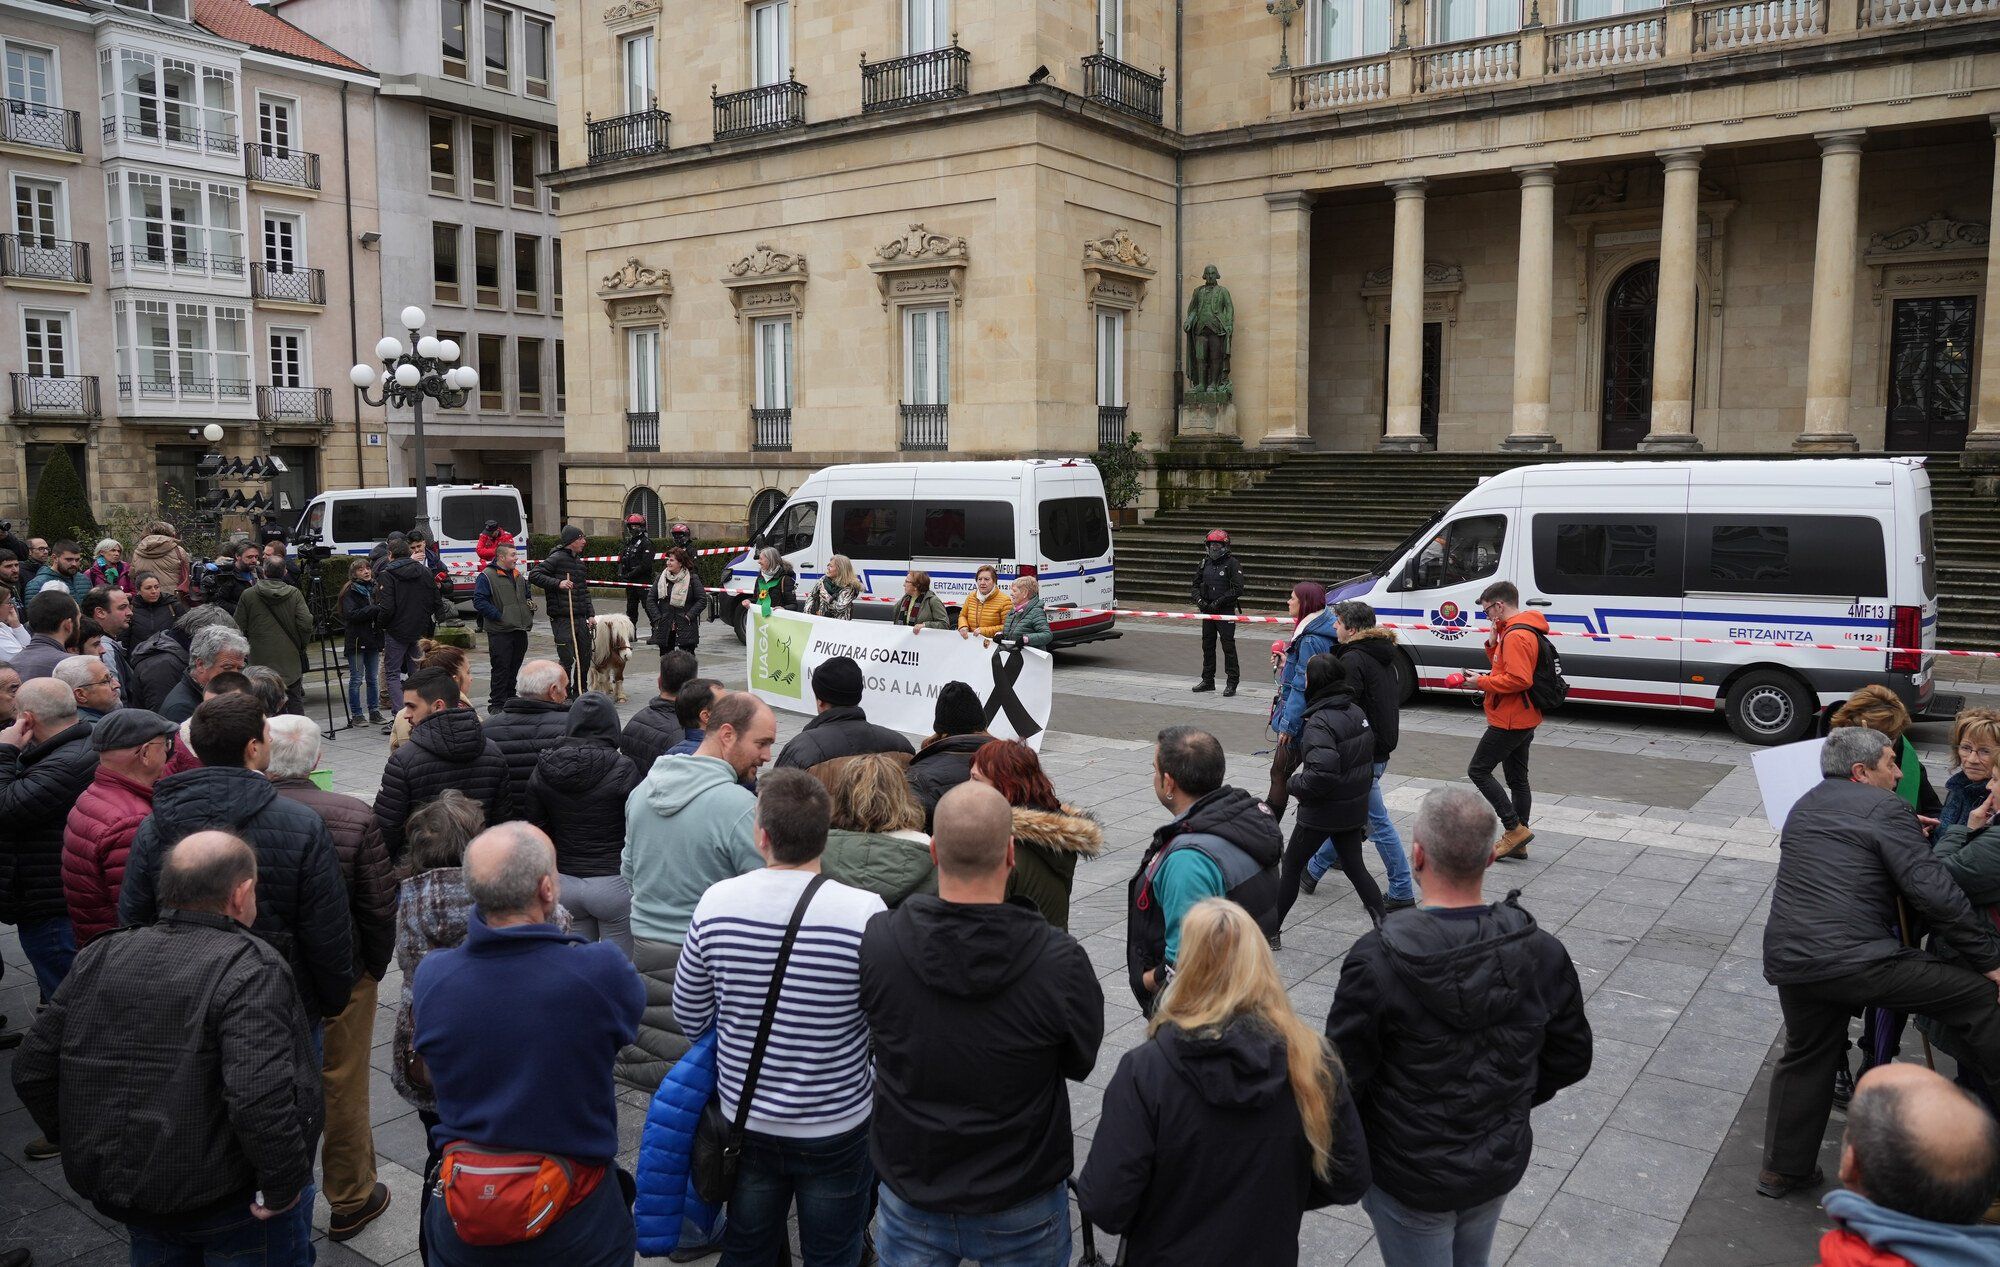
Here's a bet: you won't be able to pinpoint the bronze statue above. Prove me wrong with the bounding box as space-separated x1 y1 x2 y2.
1183 264 1234 402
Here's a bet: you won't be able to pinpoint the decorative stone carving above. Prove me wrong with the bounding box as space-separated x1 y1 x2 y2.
602 0 660 24
721 244 809 320
1084 229 1152 270
1082 229 1156 312
728 243 809 278
1571 165 1730 215
876 223 969 263
599 256 672 325
599 257 672 293
1867 212 1989 255
1360 261 1463 290
1359 261 1465 330
869 223 969 308
1864 213 1990 306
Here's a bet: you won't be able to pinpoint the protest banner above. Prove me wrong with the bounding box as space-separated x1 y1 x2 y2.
745 607 1054 747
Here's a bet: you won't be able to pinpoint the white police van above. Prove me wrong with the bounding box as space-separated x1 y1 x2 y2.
721 460 1118 648
1329 458 1938 744
293 484 527 597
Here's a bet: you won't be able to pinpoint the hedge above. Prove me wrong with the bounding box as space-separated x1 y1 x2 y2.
30 447 96 545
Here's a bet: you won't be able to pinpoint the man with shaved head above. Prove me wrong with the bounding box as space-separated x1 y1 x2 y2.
412 823 643 1263
14 830 321 1261
1814 1063 2000 1261
860 781 1105 1262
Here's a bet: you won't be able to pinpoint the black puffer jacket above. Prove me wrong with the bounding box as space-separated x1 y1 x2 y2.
1078 1020 1368 1267
129 627 191 715
1190 550 1244 615
127 593 185 648
774 705 914 785
373 708 510 862
524 693 639 879
1325 896 1592 1213
1127 786 1284 1007
1765 777 2000 985
373 556 437 645
1288 689 1374 837
1336 629 1401 761
620 697 683 775
484 696 572 809
529 544 594 626
906 732 992 827
0 723 99 923
121 765 356 1019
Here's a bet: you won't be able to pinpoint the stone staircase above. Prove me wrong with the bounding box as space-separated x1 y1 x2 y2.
1115 451 2000 652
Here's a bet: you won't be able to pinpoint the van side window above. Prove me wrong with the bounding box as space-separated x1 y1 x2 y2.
1531 516 1683 597
1690 515 1886 596
1392 514 1505 592
831 502 910 558
1038 497 1110 562
332 496 422 544
441 494 523 541
770 501 818 556
300 501 325 542
915 501 1013 560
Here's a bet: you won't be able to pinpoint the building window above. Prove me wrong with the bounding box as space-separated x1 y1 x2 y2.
753 317 792 409
257 95 295 155
751 0 790 88
100 47 236 147
517 336 543 410
1095 309 1124 406
107 171 241 275
432 222 461 303
1311 0 1393 61
428 114 458 194
268 327 306 388
13 177 64 244
905 0 951 52
1434 0 1522 42
114 299 249 395
477 333 504 409
437 329 465 405
545 135 561 211
441 0 469 79
5 42 57 106
625 487 665 533
510 132 537 207
513 234 540 309
628 327 659 411
262 212 302 275
483 4 512 90
551 237 563 313
469 123 497 201
903 306 947 405
1568 0 1662 17
1098 0 1121 58
473 228 501 306
622 32 655 113
271 444 317 514
524 17 551 98
22 308 72 377
554 338 566 410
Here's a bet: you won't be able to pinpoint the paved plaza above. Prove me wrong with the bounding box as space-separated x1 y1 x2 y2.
0 622 1960 1266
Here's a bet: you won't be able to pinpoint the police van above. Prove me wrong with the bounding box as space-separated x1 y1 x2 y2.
293 484 528 598
721 460 1118 648
1329 458 1937 744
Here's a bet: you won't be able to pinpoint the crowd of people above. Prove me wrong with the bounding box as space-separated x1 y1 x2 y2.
1 512 1998 1267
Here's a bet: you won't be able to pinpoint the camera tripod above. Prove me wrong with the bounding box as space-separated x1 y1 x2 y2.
297 558 347 741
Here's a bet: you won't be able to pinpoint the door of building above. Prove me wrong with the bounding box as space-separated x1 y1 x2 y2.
1380 322 1441 445
1600 259 1658 451
1884 295 1975 452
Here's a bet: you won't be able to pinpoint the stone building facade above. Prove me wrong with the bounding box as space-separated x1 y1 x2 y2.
551 0 2000 536
1 0 387 530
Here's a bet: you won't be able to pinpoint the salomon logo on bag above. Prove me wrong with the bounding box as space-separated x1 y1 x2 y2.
1517 627 1568 713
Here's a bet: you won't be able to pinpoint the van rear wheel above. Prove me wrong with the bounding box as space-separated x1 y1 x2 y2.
1724 669 1815 745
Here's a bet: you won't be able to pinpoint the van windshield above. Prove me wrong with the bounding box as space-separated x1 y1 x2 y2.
442 494 523 541
331 496 422 544
1373 510 1444 579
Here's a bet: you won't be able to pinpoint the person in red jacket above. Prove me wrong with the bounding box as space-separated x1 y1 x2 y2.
474 519 515 569
62 709 177 945
1466 580 1548 862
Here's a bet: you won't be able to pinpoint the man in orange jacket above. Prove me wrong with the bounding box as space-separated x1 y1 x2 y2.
1467 580 1546 861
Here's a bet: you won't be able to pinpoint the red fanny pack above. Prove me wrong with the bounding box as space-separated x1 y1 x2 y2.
436 1141 606 1246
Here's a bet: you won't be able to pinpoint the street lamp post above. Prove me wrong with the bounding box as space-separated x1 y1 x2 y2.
350 305 478 537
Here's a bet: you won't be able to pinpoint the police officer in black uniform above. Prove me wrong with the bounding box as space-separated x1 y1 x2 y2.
1191 528 1244 696
619 513 656 630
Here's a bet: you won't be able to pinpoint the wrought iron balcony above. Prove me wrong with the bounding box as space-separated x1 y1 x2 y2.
10 373 100 421
2 100 82 153
627 410 660 452
900 403 949 451
257 386 332 424
252 263 326 305
246 142 321 190
1 236 90 285
752 407 792 451
714 81 807 140
862 45 970 113
588 107 672 163
103 114 239 154
1096 404 1129 449
1082 53 1164 124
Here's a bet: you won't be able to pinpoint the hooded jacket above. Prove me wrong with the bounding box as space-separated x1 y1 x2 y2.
1325 896 1593 1212
0 722 99 924
120 765 356 1018
272 778 398 981
620 696 684 775
129 626 191 714
1288 686 1375 837
1336 629 1401 760
62 765 156 946
906 732 991 827
623 753 762 946
1008 805 1103 931
1479 609 1551 730
1127 786 1284 1006
820 829 937 906
1274 610 1339 740
372 555 437 646
234 578 314 683
529 543 595 626
860 894 1104 1214
127 592 185 648
372 708 510 861
484 695 572 810
774 704 915 791
131 532 191 597
1815 1188 2000 1267
1076 1020 1369 1267
525 693 640 878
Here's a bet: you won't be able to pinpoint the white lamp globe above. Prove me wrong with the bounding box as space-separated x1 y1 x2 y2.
201 423 225 443
401 306 426 330
394 363 422 388
439 339 461 363
455 366 479 391
348 364 376 387
375 336 402 361
416 336 441 359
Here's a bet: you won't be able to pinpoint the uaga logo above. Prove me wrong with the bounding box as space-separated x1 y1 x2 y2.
1431 601 1470 642
752 612 806 699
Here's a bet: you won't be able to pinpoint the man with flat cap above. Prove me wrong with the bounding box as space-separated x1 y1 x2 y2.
65 709 177 948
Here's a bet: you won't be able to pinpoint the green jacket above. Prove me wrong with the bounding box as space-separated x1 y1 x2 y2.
234 578 314 683
819 829 937 906
1936 821 2000 909
894 592 950 630
1005 804 1102 932
1000 596 1054 650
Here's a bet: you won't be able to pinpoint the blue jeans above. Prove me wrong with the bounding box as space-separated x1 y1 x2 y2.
128 1184 316 1266
1361 1185 1505 1267
1310 761 1415 901
874 1181 1070 1267
723 1123 873 1267
345 645 379 717
18 914 76 1003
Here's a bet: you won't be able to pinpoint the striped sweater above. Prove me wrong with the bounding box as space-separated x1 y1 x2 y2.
672 868 886 1138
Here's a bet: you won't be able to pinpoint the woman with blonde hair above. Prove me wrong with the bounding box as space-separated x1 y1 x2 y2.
1828 684 1940 817
1942 707 2000 829
1078 898 1367 1264
806 553 863 619
821 752 936 905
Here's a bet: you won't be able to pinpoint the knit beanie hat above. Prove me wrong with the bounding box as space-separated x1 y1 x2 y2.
933 681 984 736
812 656 865 708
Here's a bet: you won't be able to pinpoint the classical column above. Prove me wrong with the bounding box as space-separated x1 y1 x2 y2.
1504 165 1561 452
1640 147 1704 452
1796 131 1866 452
1967 116 2000 465
1261 190 1318 450
1380 178 1434 452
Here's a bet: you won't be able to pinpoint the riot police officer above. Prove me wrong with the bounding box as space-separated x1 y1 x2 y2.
1191 528 1243 696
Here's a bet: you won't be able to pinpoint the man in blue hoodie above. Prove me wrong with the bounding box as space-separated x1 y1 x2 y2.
1815 1061 2000 1264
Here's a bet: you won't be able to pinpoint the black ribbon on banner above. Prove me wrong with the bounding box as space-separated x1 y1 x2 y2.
982 645 1042 741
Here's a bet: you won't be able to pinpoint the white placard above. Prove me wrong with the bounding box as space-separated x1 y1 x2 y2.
745 607 1054 748
1752 738 1827 832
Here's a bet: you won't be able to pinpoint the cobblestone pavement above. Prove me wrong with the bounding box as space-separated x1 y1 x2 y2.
0 622 1920 1266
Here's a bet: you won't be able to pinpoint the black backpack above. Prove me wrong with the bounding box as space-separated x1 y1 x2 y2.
1509 625 1568 714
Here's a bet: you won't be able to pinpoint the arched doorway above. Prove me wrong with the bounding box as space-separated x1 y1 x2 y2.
749 487 786 539
1600 260 1659 451
623 486 665 535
